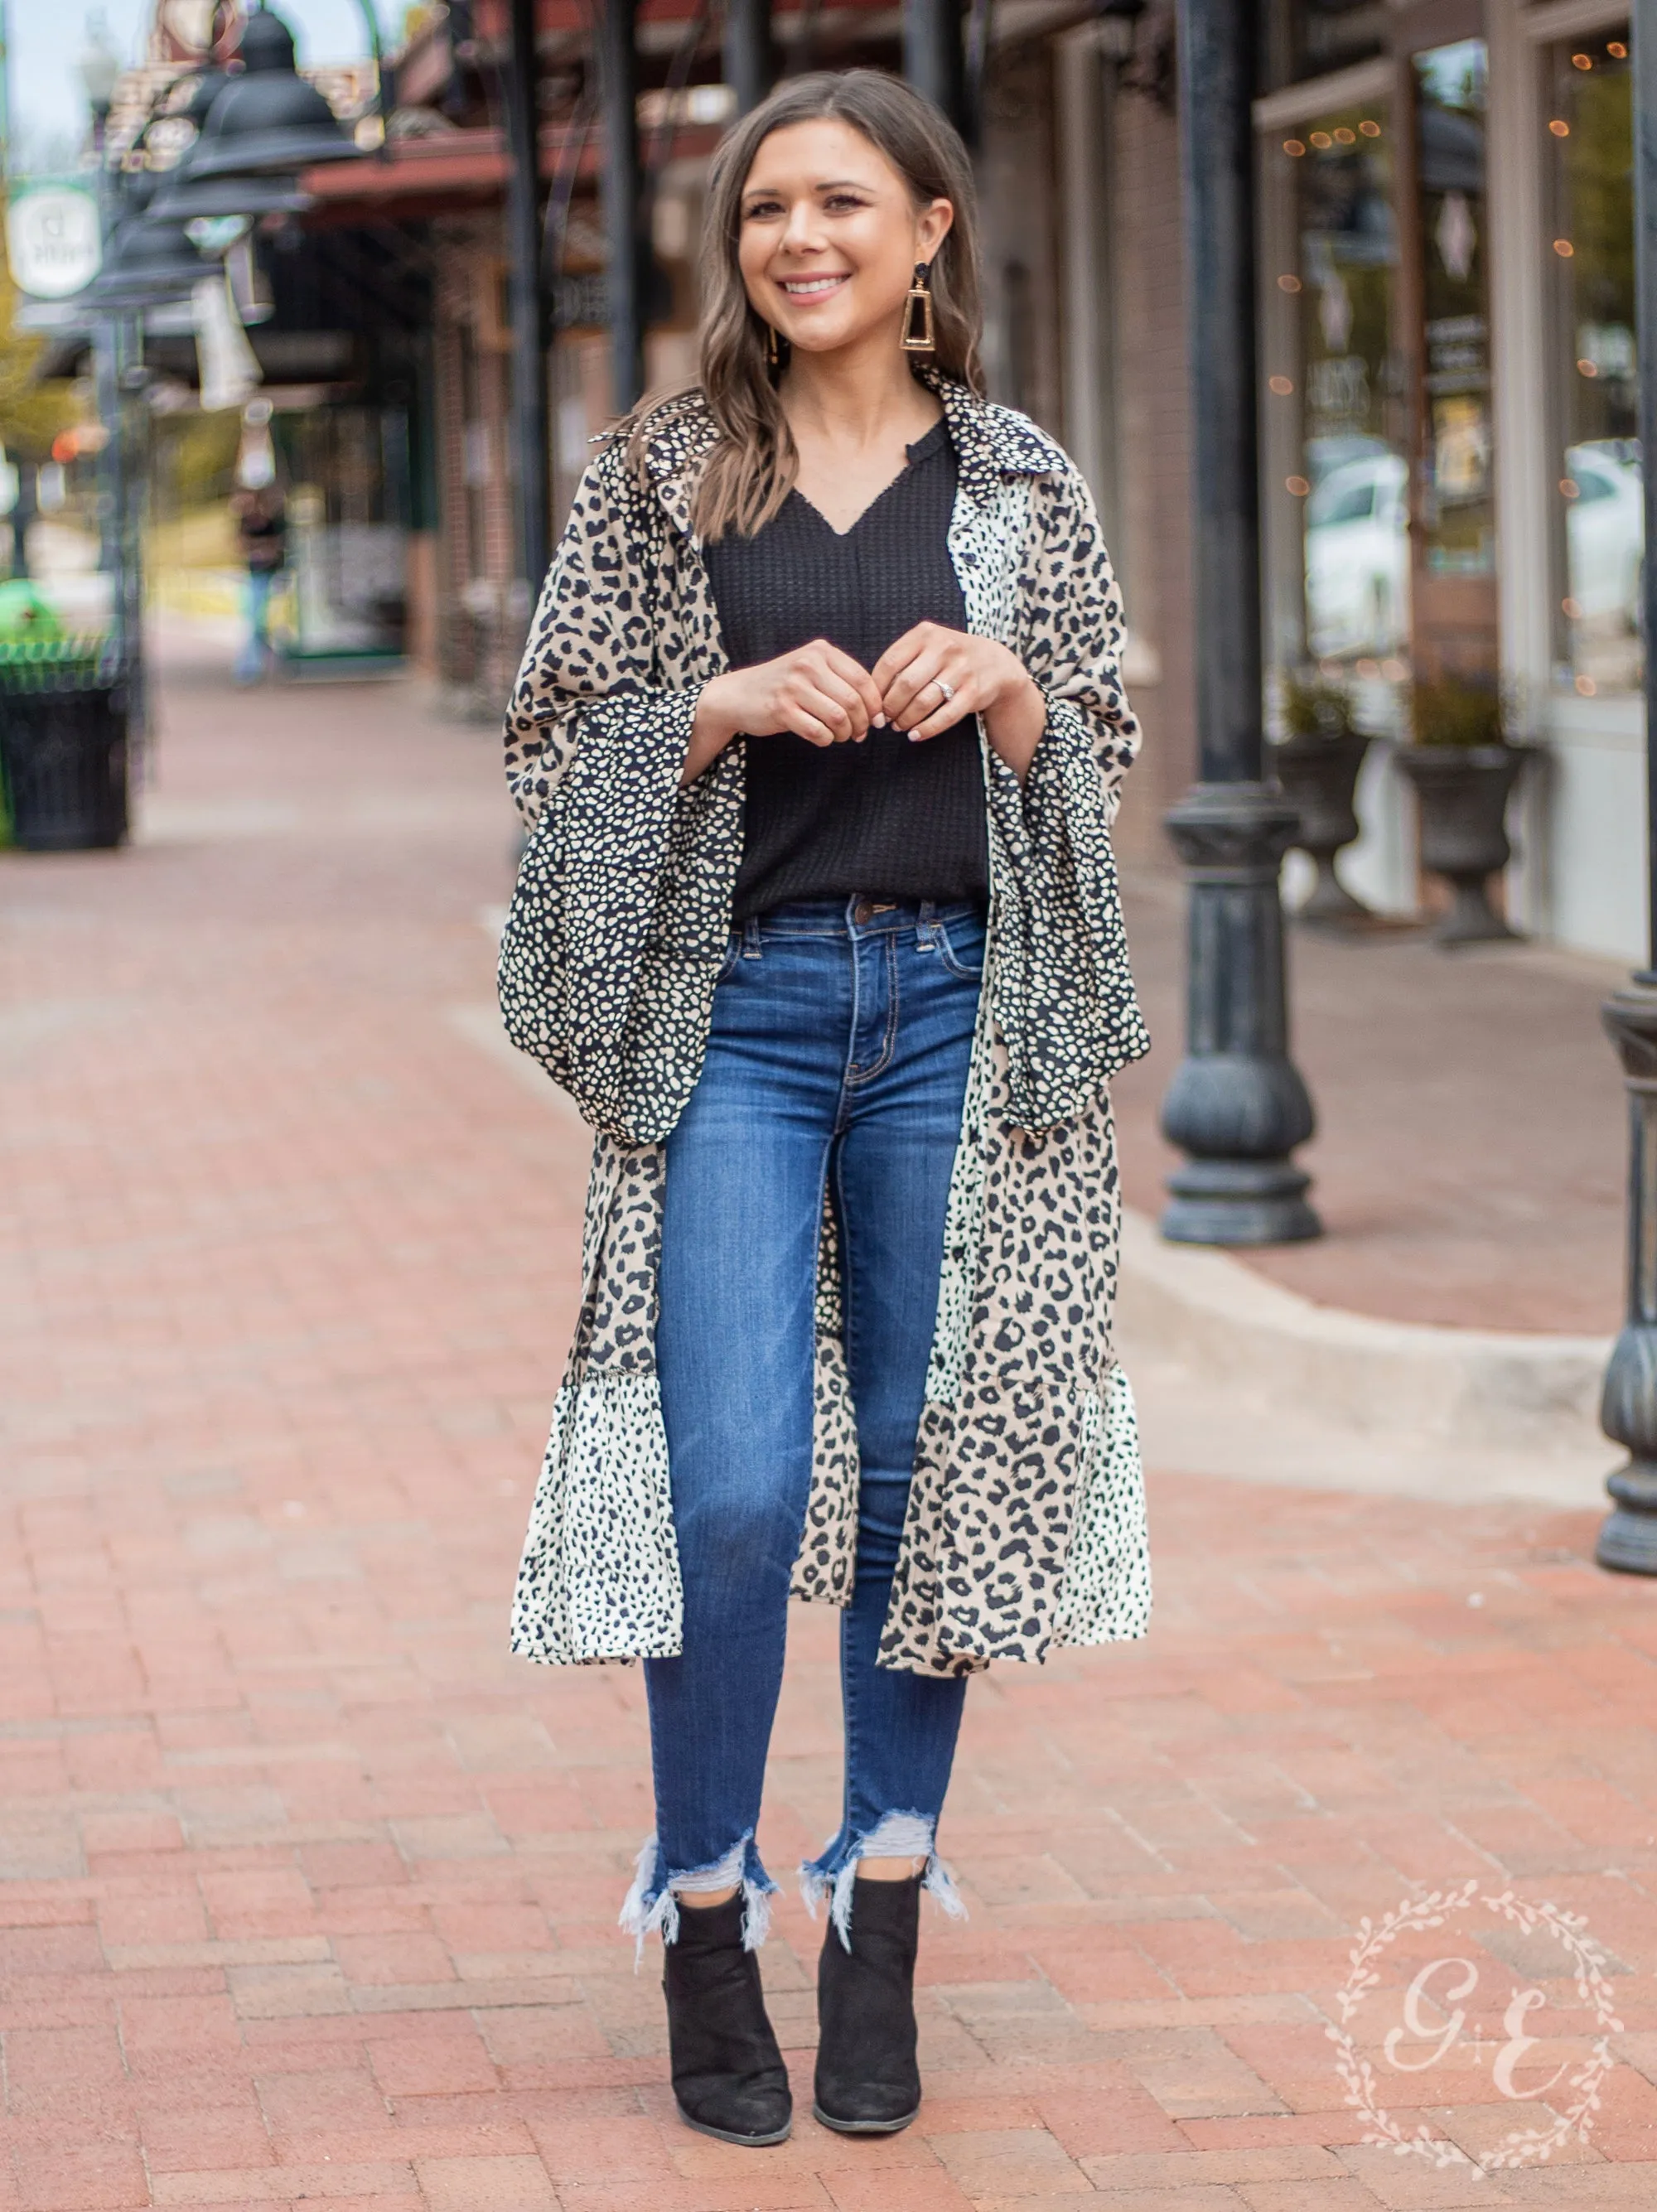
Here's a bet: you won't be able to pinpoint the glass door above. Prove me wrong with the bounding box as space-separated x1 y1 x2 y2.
1543 28 1639 700
1405 33 1497 682
1259 86 1408 680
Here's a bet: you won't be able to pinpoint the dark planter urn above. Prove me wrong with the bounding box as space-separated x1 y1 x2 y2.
1394 743 1530 946
1272 728 1374 927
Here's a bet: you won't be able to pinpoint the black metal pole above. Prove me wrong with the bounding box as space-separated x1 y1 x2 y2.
903 0 967 137
599 0 645 413
724 0 773 116
505 0 551 598
10 461 35 581
1157 0 1320 1246
1595 4 1657 1573
87 104 144 739
114 316 147 749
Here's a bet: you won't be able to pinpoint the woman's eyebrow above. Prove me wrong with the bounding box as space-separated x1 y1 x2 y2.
743 177 872 198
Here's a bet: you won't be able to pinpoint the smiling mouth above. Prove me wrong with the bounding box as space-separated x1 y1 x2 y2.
780 273 849 298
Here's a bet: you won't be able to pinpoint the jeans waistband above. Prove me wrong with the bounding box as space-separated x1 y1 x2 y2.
746 897 986 941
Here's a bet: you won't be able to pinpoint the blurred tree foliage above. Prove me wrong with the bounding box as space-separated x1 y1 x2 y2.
152 410 244 521
0 229 78 462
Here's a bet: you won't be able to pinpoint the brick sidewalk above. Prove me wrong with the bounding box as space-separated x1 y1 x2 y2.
1113 875 1627 1336
2 637 1655 2210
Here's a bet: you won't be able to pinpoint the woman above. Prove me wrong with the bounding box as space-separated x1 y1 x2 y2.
500 69 1152 2151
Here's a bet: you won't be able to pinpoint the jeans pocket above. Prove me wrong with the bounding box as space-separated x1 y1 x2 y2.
935 916 986 983
714 933 743 983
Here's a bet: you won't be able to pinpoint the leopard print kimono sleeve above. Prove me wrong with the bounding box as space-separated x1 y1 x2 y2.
502 447 684 826
983 458 1152 1133
498 441 731 1144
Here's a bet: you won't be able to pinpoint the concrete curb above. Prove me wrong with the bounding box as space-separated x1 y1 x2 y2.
1118 1209 1611 1455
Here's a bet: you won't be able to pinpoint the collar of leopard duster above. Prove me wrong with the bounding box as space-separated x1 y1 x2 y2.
629 370 1069 543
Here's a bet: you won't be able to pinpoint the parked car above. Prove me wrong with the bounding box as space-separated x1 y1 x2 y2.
1564 441 1643 631
1304 449 1410 658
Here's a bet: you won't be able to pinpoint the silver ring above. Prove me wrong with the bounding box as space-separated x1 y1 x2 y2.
935 679 954 703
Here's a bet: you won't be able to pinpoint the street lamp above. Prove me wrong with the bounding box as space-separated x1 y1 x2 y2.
1595 14 1657 1573
147 65 316 223
77 17 147 717
77 22 122 119
1160 0 1321 1247
184 6 371 180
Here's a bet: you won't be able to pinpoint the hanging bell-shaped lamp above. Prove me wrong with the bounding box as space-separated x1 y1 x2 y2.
150 165 313 220
185 5 367 182
80 217 210 310
148 59 315 220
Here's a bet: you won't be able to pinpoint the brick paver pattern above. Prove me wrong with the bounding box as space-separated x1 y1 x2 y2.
1112 877 1627 1336
2 638 1655 2210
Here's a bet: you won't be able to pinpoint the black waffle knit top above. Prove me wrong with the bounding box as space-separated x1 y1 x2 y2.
703 418 991 924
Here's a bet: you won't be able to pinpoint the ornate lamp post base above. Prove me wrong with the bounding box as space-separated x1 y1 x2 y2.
1160 784 1322 1248
1597 983 1657 1574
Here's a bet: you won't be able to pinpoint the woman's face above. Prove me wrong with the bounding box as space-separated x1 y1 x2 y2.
737 118 953 360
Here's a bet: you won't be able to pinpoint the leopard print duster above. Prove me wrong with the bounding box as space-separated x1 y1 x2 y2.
500 374 1152 1677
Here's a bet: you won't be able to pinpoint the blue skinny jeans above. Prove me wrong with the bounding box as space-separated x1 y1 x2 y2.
628 898 982 1949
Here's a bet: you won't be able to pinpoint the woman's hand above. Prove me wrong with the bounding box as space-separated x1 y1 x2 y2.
682 641 885 784
871 622 1046 780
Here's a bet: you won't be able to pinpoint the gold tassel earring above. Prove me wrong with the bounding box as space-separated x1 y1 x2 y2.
900 262 935 353
766 323 781 371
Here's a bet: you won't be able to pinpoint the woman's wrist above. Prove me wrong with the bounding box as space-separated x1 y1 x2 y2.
683 680 740 785
981 668 1045 782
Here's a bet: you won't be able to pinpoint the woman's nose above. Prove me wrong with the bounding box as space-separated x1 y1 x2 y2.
780 200 824 254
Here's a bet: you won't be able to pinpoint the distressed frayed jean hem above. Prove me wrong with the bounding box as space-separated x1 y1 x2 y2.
799 1811 967 1951
618 1831 777 1966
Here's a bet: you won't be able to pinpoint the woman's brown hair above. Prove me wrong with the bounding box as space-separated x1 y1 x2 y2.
669 69 983 542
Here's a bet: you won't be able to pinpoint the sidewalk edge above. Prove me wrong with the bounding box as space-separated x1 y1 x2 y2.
1118 1208 1611 1456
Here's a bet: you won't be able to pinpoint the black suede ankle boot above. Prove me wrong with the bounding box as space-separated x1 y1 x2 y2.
813 1872 924 2133
662 1894 792 2147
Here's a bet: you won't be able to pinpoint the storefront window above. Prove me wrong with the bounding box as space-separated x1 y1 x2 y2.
1545 31 1639 696
1266 99 1407 672
1415 41 1493 586
1266 0 1387 89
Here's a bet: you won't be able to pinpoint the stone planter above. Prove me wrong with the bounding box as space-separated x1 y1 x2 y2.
1394 743 1530 945
1272 727 1374 927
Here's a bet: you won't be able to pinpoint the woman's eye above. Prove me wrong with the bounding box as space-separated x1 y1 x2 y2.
824 195 865 212
743 200 784 220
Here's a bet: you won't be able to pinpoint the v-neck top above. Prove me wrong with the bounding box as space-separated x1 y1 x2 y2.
703 418 991 923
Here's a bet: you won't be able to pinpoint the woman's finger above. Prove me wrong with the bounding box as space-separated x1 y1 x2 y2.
790 677 853 739
880 650 942 724
886 655 953 731
870 623 940 697
810 664 874 737
795 683 859 741
784 704 841 746
815 644 884 727
905 674 979 743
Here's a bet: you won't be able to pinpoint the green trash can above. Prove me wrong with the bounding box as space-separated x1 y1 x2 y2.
0 582 66 645
0 641 128 852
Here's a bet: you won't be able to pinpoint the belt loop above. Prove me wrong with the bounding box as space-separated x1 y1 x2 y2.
918 899 938 948
742 915 762 957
